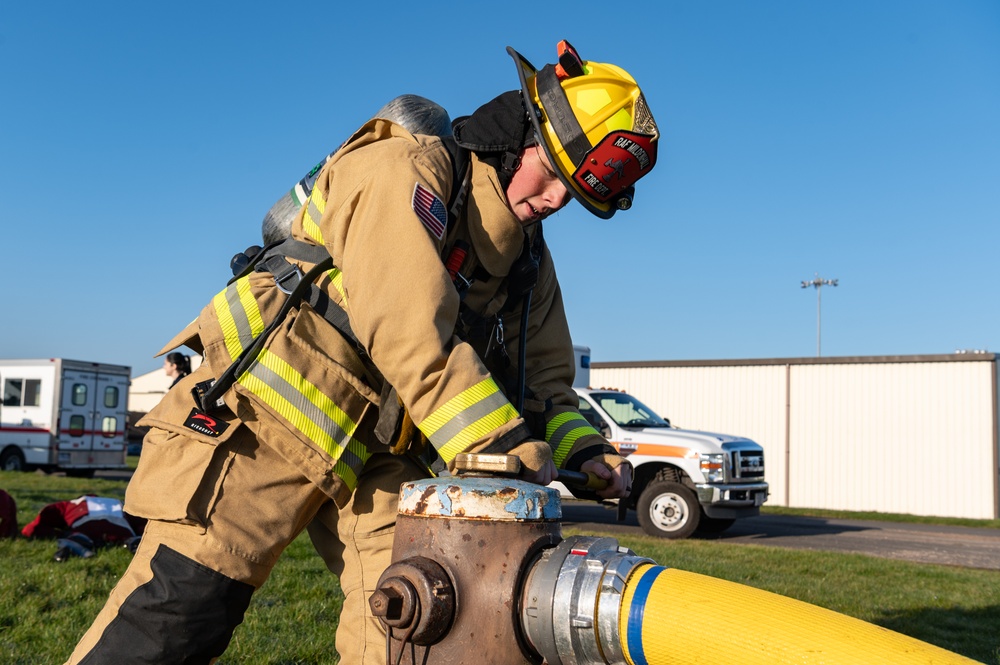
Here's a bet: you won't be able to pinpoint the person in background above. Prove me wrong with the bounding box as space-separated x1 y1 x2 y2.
163 352 191 388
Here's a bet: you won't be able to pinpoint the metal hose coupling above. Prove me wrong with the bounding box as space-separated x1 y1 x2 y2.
520 535 653 665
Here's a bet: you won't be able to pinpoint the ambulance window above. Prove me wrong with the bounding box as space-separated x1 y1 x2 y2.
577 398 608 430
102 417 117 438
24 379 41 407
69 415 85 437
3 379 23 407
72 384 88 406
104 386 119 408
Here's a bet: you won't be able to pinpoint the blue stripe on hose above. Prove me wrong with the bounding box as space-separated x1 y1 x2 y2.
626 566 666 665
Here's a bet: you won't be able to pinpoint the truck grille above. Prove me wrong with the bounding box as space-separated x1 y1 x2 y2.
731 449 765 481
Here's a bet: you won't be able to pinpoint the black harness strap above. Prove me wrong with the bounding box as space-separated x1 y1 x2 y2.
442 137 472 223
196 255 335 413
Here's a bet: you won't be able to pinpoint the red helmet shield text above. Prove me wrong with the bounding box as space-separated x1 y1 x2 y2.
571 131 657 204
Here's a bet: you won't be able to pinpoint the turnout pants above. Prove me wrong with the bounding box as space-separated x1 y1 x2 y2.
66 420 423 665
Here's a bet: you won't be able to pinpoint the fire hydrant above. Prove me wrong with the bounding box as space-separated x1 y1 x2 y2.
370 452 648 665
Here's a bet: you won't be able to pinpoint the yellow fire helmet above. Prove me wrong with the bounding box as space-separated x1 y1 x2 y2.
508 40 660 219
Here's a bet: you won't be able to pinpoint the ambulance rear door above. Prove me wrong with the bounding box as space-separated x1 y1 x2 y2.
56 360 130 470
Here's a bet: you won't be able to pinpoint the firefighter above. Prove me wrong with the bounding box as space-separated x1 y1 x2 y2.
66 40 659 664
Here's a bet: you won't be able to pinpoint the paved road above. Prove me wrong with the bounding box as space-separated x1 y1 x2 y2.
560 501 1000 571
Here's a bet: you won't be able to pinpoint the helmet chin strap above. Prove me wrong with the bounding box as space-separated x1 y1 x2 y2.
498 114 538 191
500 150 522 185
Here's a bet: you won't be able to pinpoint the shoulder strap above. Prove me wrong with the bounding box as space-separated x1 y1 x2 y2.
442 136 472 226
197 256 335 412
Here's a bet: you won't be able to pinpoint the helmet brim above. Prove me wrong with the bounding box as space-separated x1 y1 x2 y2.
506 46 617 219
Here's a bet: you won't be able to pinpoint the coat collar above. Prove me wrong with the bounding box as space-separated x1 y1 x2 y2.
465 153 526 276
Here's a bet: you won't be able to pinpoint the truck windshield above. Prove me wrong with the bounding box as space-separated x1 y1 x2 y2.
590 392 671 428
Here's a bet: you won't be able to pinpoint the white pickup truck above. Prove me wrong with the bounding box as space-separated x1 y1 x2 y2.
563 386 769 539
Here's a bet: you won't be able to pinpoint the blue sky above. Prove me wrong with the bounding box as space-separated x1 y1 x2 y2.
1 1 998 376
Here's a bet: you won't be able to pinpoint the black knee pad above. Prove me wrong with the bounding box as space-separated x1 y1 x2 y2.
80 544 254 664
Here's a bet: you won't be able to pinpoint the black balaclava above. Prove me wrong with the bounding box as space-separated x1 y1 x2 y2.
453 90 536 191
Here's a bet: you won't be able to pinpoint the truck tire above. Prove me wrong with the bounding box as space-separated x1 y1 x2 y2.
0 447 27 472
636 479 701 539
696 516 736 534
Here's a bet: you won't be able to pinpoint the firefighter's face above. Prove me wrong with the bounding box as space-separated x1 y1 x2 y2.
505 144 571 224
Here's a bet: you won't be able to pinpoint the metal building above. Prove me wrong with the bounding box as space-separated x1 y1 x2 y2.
591 353 999 520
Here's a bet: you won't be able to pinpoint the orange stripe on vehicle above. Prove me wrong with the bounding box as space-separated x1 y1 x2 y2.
614 443 695 459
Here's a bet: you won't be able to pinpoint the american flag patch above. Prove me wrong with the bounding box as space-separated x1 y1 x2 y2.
412 183 447 239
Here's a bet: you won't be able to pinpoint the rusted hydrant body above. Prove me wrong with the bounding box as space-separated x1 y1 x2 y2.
374 476 561 665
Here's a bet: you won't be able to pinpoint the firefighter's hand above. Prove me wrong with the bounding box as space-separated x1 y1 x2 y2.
581 459 633 499
520 458 558 485
507 439 558 485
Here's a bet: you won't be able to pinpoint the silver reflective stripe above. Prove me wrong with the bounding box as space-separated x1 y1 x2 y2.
242 354 367 475
223 281 258 355
306 199 324 229
428 389 512 450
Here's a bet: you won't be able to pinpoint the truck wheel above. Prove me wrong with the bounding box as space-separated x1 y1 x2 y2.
696 516 736 534
636 480 700 539
0 447 27 472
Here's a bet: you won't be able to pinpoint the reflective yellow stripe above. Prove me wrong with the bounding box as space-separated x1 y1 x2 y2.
546 412 601 468
212 276 265 361
326 268 347 303
302 188 326 245
421 378 519 462
238 349 369 491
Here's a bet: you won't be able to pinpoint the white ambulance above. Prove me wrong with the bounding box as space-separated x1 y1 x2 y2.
0 358 131 477
564 347 768 539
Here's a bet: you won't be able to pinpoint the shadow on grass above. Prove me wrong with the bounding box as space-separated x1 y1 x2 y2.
877 604 1000 664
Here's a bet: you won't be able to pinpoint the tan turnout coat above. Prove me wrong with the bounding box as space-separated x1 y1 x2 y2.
146 119 618 507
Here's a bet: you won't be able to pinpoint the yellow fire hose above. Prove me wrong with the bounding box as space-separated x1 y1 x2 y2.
619 564 979 664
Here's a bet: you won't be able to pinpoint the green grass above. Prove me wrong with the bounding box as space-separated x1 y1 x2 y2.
1 469 997 664
0 469 344 664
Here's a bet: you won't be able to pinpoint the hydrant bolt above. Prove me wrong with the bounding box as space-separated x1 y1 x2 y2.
369 579 415 626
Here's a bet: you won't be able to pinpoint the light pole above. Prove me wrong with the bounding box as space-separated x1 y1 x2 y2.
801 274 838 357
